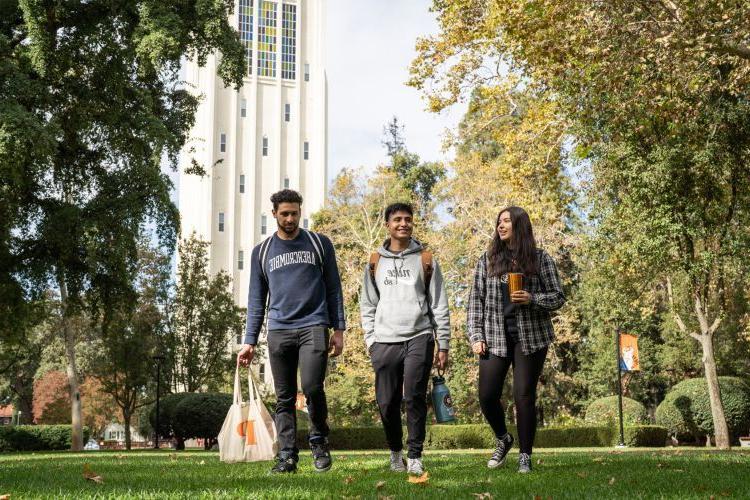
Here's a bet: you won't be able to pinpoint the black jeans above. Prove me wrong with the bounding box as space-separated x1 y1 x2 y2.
370 334 434 459
478 340 547 454
268 325 330 460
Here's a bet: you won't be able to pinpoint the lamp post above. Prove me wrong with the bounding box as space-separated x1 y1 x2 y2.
152 355 165 449
615 329 626 447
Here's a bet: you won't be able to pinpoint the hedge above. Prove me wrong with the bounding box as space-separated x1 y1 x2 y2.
656 376 750 443
585 396 648 426
295 424 667 450
172 393 233 443
149 392 191 439
0 425 90 452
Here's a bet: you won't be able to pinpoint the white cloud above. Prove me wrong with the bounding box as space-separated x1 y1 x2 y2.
326 0 465 178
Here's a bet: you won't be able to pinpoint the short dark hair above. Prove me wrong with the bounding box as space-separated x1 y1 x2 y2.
384 202 413 222
271 189 303 211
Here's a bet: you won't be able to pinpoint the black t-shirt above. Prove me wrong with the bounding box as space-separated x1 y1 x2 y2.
500 273 519 343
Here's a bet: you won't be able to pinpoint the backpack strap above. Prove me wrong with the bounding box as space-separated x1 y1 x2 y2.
368 252 380 296
301 229 325 269
258 235 274 283
421 250 433 290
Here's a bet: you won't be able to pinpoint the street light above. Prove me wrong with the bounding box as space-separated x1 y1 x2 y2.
152 355 165 449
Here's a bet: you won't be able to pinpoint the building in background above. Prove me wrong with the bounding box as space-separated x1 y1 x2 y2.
178 0 328 385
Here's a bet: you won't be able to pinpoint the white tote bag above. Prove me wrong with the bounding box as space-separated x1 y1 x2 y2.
218 365 278 463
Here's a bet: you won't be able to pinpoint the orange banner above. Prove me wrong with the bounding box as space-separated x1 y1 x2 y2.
619 333 640 371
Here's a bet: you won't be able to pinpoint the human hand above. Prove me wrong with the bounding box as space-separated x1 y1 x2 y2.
435 350 449 370
511 290 532 304
237 344 255 366
472 341 487 355
329 330 344 357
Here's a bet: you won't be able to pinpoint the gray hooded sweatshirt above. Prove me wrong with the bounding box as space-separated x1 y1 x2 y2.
360 238 450 350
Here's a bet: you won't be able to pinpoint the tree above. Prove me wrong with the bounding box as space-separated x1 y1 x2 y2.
410 0 750 448
167 234 244 393
94 241 171 449
430 85 581 422
32 370 70 424
2 0 245 450
312 167 416 425
381 116 446 206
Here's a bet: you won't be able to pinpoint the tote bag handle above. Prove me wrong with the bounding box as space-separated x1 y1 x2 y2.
233 363 244 405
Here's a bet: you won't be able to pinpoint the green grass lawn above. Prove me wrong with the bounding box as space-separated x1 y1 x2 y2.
1 448 749 499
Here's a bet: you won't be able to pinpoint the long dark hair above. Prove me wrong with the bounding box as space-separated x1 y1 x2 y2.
487 206 538 277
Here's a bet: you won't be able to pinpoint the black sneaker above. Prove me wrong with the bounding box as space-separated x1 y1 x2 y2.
310 439 332 472
270 456 297 474
487 434 514 469
518 452 532 473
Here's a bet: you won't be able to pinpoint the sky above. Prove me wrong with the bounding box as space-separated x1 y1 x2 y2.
325 0 465 180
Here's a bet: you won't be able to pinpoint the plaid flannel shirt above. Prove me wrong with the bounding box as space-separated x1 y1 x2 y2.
467 249 566 357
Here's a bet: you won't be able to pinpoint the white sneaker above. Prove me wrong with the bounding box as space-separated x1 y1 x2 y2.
389 450 406 472
407 457 424 475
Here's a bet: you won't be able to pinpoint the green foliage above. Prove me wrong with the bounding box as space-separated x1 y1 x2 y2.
585 396 648 426
656 377 750 442
171 393 233 442
167 234 244 393
0 425 90 451
149 392 191 439
291 424 667 450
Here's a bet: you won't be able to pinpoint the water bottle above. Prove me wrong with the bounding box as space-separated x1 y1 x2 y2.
431 370 456 423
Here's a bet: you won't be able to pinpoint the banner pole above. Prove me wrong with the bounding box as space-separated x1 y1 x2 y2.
615 328 626 447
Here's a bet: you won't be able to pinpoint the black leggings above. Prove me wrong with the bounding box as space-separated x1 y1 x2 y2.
478 341 547 454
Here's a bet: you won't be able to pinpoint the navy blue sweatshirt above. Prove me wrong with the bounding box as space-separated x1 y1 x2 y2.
243 230 346 344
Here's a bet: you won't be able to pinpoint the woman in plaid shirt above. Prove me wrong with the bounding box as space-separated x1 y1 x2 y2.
467 206 566 473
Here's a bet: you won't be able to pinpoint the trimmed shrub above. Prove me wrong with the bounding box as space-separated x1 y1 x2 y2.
296 426 386 450
622 425 668 447
294 424 667 450
585 396 648 425
149 392 191 439
0 425 91 451
656 377 750 443
172 393 233 447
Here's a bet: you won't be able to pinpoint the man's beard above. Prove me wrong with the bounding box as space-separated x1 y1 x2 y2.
278 222 298 235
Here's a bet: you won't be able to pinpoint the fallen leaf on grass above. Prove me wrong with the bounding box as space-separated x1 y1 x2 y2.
592 457 604 462
0 494 10 499
83 464 104 484
169 453 178 461
375 481 385 490
656 463 664 468
608 477 616 485
472 493 492 499
344 476 354 484
199 460 206 465
536 459 543 465
576 472 588 479
116 454 125 459
407 472 429 485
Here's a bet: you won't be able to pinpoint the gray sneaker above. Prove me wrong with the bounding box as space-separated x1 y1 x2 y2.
518 452 532 473
389 450 406 472
487 434 514 468
407 457 424 475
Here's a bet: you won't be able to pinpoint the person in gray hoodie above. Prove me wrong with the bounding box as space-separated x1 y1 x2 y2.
360 202 450 475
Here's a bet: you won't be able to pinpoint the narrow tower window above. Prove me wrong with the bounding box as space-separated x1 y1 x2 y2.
239 174 245 193
220 133 226 153
218 212 225 232
262 136 269 156
303 141 309 160
261 214 267 235
238 250 244 270
284 103 291 122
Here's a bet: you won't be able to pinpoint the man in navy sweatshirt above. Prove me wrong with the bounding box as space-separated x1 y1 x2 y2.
238 189 346 474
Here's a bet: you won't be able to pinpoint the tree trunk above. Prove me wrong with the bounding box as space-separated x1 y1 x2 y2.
668 284 731 450
123 408 132 450
699 336 731 449
58 272 83 451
